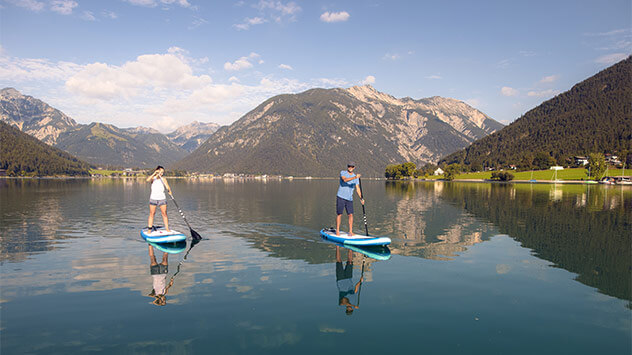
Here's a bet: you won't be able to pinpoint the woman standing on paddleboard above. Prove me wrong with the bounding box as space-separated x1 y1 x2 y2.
146 166 173 232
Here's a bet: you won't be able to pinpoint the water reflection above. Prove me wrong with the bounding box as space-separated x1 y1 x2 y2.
146 239 199 306
383 181 495 260
147 244 170 306
335 246 364 315
385 181 632 304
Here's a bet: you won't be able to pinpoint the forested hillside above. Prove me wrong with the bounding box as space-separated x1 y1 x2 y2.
440 56 631 169
0 121 91 176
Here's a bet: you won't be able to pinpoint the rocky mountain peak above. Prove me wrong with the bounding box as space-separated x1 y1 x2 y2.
0 87 78 144
0 87 23 99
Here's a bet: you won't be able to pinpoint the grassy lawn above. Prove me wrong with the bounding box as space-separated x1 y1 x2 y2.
433 167 632 181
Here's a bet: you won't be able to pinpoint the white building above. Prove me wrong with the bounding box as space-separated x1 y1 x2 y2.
434 167 444 175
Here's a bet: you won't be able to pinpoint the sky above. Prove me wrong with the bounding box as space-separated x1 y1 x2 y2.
0 0 630 132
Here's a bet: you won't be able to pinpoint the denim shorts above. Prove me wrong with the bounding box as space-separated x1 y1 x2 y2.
149 199 167 206
336 196 353 215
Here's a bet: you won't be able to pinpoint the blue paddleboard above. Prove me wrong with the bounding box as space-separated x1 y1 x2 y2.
141 226 186 243
148 241 187 254
320 228 391 246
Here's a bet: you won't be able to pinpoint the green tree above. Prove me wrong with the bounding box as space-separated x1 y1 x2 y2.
533 152 555 170
586 152 607 180
443 163 461 181
401 162 416 177
491 171 514 181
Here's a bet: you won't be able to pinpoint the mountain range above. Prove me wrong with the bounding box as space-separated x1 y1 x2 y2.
440 56 632 169
0 88 220 168
174 85 503 177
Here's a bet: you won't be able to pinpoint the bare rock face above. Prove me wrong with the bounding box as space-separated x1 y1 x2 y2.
166 121 221 152
174 85 503 177
0 88 78 145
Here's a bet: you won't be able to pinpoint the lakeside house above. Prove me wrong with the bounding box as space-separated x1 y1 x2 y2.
434 167 444 176
574 156 589 166
605 154 621 164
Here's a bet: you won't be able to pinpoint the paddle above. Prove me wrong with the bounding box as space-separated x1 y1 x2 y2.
163 238 201 296
357 256 366 307
358 178 369 236
161 177 202 241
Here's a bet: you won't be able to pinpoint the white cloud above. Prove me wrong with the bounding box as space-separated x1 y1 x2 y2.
252 0 301 23
320 11 350 23
125 0 191 8
519 50 537 57
65 52 212 100
501 86 518 96
425 75 442 80
361 75 375 85
317 78 348 87
102 10 118 19
189 16 208 29
224 52 260 71
234 16 266 30
594 53 628 64
383 53 400 60
0 55 83 81
50 0 78 15
527 89 558 97
585 28 628 37
255 0 300 16
0 49 361 132
278 64 293 70
81 11 96 21
539 75 559 83
7 0 45 11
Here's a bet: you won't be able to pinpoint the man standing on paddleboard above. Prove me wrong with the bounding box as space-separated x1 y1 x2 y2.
336 162 364 236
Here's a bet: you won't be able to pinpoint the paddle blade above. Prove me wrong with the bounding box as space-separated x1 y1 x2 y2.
190 228 202 241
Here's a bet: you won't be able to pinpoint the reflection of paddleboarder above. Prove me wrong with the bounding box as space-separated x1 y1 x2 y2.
147 244 169 306
336 246 363 315
145 239 199 307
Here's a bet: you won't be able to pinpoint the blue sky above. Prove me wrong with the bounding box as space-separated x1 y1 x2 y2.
1 0 630 132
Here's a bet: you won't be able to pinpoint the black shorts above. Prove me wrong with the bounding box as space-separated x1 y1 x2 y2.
336 261 353 281
336 196 353 215
150 264 168 275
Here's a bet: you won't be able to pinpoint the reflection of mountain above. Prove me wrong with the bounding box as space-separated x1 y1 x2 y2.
383 181 495 259
0 179 72 262
437 183 632 303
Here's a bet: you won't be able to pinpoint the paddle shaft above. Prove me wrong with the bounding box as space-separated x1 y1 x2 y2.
160 177 201 240
357 257 365 306
358 178 369 236
168 193 193 230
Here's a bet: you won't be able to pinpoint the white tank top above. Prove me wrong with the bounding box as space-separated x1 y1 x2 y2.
150 177 166 200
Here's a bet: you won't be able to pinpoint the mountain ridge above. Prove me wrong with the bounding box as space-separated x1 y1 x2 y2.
439 56 632 169
174 85 503 176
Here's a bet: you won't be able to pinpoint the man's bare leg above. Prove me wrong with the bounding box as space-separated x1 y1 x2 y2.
348 213 354 236
336 214 342 236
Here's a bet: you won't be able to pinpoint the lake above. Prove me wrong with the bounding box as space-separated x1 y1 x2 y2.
1 178 630 354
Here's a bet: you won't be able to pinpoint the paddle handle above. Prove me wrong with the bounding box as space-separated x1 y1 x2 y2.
359 178 369 236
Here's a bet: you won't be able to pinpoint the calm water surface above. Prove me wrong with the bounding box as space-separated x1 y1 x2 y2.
1 179 630 354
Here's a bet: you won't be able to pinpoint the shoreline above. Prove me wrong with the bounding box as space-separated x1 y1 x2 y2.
2 175 629 186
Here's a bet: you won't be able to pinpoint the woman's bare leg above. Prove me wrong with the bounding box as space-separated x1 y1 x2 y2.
149 245 157 265
160 204 169 231
148 204 157 228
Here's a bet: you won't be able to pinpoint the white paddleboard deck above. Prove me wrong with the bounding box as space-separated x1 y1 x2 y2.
320 228 391 246
141 226 186 243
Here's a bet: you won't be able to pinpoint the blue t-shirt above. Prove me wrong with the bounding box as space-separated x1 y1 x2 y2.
337 170 358 201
